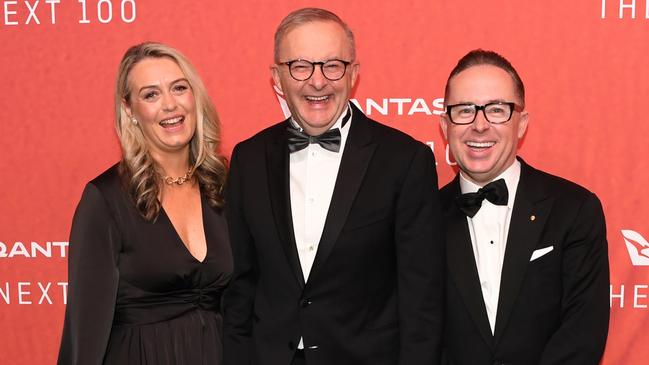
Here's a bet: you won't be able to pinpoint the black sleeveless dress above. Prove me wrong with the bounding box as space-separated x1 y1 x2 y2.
58 165 232 365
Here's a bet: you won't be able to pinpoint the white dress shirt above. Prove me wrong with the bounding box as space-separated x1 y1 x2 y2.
289 107 352 282
459 159 521 334
289 107 352 349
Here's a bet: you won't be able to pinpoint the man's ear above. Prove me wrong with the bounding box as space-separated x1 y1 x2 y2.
517 110 529 138
271 65 283 95
440 113 450 141
349 62 360 89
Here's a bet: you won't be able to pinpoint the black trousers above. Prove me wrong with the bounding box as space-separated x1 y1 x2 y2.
291 349 306 365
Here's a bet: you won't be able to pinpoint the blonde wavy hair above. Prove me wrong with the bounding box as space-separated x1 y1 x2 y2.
115 42 227 221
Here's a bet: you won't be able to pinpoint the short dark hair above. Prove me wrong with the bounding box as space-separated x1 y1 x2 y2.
444 49 525 108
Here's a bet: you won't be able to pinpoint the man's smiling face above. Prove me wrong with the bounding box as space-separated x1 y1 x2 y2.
441 64 529 185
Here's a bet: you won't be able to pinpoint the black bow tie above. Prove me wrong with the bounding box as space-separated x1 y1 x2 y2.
286 110 351 153
456 178 509 218
287 127 341 153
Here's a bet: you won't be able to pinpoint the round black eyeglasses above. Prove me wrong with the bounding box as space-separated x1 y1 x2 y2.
281 59 351 81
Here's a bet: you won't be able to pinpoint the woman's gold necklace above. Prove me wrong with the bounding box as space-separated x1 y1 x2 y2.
163 169 192 185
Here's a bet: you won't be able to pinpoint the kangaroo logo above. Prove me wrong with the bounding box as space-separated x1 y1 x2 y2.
621 229 649 266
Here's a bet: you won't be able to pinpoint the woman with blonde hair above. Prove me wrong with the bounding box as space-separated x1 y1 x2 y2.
58 42 231 364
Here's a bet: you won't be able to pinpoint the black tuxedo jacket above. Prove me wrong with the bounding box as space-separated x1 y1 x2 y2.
223 104 444 365
440 159 609 365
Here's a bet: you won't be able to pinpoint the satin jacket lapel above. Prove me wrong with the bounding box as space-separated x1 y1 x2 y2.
308 105 377 283
266 122 305 288
445 177 495 349
493 160 554 345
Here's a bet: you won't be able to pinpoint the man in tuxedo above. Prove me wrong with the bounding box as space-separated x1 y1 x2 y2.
439 49 609 365
223 7 444 365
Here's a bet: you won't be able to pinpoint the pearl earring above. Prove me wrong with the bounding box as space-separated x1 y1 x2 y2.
131 116 138 125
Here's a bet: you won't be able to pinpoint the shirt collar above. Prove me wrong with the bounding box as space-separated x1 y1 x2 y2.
459 159 521 209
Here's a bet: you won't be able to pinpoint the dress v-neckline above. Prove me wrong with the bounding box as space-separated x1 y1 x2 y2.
159 192 209 264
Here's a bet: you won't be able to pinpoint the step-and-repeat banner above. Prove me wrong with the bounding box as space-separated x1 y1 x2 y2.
1 1 648 363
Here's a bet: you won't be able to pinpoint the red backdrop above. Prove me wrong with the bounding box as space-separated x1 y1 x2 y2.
1 1 648 363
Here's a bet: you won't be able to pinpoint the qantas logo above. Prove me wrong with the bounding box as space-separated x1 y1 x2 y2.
621 230 649 266
273 87 445 119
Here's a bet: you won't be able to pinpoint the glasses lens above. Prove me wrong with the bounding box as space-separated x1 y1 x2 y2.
450 104 477 125
322 60 347 80
289 60 314 81
485 103 513 124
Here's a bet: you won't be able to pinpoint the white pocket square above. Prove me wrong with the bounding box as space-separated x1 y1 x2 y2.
530 246 554 261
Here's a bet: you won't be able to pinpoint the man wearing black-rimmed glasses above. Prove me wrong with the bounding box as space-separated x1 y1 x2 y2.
439 49 609 365
224 7 444 365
